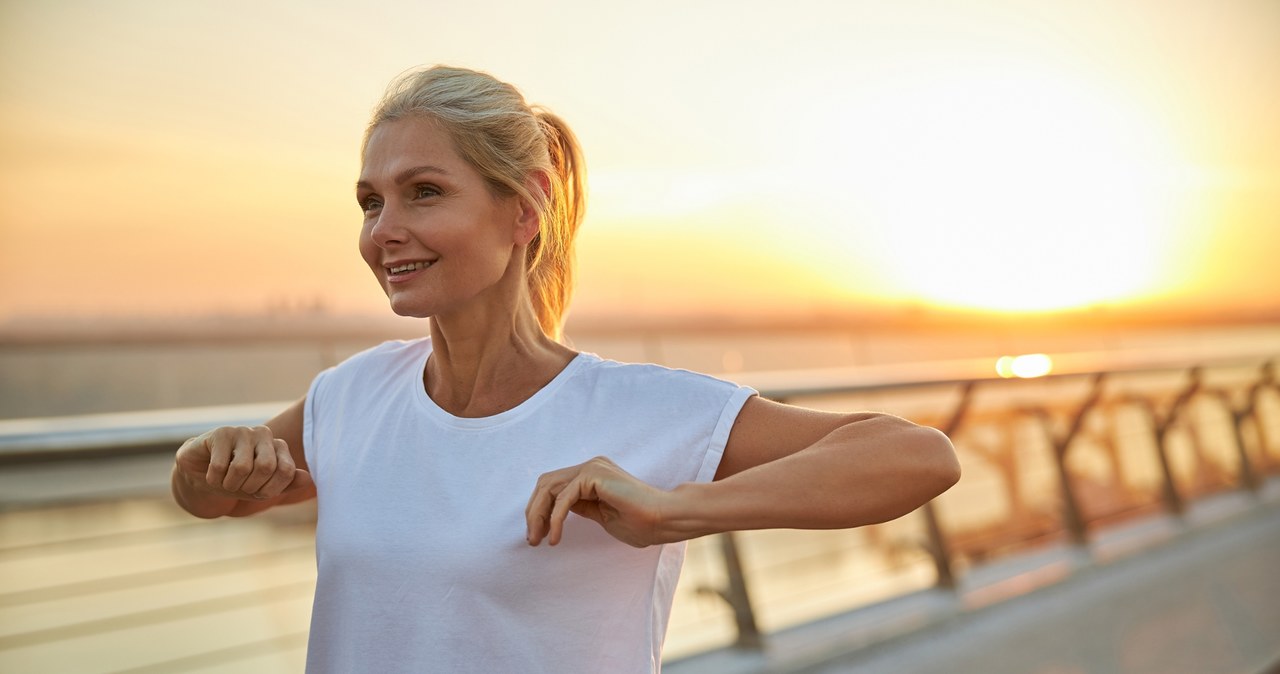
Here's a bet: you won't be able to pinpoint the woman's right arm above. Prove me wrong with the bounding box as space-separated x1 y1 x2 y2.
171 397 316 518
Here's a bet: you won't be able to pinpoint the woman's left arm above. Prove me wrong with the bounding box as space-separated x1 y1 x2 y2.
665 396 960 540
525 396 960 547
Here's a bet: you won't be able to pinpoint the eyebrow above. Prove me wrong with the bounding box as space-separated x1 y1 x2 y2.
355 165 450 191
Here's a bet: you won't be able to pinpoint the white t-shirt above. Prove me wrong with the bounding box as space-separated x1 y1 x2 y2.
302 338 756 673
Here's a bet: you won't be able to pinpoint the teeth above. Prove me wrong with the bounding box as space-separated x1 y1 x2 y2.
388 261 433 274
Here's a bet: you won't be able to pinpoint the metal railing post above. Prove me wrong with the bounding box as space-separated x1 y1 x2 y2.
1144 369 1203 516
712 532 763 650
1245 362 1278 476
1032 373 1105 548
923 381 974 590
1214 389 1261 493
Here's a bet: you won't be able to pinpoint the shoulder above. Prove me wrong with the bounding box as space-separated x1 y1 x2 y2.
339 337 430 371
311 337 429 398
327 338 428 378
576 353 747 396
570 353 756 416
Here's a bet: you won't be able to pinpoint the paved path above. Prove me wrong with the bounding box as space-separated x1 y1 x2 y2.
810 502 1280 674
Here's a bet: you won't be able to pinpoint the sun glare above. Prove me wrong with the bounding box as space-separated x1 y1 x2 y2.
996 353 1054 379
827 61 1186 313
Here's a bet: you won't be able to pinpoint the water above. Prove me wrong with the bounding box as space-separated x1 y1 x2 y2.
3 321 1277 419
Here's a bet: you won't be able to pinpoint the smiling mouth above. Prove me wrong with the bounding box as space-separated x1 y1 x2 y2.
387 261 434 276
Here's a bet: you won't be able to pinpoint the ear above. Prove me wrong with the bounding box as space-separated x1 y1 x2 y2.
512 171 551 246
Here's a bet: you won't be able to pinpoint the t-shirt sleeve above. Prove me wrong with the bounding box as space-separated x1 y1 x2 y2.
302 366 332 481
693 383 757 483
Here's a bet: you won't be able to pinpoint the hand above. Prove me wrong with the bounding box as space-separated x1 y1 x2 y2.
525 456 671 548
175 425 313 501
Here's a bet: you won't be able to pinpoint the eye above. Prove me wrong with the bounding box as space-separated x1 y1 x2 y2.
413 184 441 200
359 196 382 214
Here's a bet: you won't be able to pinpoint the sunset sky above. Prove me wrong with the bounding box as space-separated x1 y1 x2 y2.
1 0 1277 323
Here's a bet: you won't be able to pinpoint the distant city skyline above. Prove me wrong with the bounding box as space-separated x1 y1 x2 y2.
2 0 1278 322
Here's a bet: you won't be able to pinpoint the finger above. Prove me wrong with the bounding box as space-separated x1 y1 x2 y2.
204 432 233 488
523 477 543 521
239 435 278 494
222 432 256 492
525 467 575 544
549 477 592 546
283 468 314 494
255 439 296 498
175 436 210 486
524 467 570 519
526 485 554 545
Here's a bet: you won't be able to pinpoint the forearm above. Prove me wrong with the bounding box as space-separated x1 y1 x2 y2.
660 416 959 541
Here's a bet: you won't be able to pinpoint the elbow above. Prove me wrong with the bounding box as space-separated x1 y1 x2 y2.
881 421 960 519
918 425 961 499
848 417 961 526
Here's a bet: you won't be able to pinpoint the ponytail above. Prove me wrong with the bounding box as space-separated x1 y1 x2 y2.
527 109 585 341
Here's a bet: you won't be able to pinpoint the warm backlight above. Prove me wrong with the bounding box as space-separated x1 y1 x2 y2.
825 62 1186 314
996 354 1054 379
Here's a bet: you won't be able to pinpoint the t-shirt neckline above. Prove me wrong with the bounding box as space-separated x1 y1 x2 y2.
412 341 594 431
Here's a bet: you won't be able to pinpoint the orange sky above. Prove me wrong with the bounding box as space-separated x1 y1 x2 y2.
1 0 1277 323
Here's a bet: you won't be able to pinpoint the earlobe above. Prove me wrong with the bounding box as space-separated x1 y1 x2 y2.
513 172 551 246
513 197 541 246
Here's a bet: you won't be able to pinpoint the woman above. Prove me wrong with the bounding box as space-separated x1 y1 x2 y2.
172 65 960 673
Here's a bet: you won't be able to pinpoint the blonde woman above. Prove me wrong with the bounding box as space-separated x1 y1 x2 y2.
172 66 960 673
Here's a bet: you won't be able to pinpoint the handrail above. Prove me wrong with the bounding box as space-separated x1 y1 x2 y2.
0 403 287 460
2 348 1274 461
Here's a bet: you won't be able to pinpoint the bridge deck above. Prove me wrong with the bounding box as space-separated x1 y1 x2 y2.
670 483 1280 674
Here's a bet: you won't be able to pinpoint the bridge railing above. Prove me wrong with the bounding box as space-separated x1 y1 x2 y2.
667 350 1280 658
1 348 1277 667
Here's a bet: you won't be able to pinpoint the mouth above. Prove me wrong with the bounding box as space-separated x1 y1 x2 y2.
386 260 435 277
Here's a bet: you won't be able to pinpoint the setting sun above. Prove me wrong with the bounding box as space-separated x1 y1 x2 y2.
834 62 1186 313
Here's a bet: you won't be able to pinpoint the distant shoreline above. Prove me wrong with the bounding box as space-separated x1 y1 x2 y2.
2 306 1278 346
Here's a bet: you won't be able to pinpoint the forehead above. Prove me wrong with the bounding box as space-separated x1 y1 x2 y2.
359 117 468 182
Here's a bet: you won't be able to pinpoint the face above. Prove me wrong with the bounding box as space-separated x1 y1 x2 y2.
357 117 534 319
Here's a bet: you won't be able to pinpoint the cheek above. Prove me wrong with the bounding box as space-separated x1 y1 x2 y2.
358 226 380 273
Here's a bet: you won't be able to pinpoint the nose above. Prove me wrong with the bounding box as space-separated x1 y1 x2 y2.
368 204 409 248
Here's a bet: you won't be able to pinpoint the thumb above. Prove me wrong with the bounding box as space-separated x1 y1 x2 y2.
283 469 314 493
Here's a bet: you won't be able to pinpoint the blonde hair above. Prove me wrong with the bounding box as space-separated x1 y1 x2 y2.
365 66 585 341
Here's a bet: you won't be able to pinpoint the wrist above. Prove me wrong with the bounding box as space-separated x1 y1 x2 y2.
658 481 732 543
171 465 235 519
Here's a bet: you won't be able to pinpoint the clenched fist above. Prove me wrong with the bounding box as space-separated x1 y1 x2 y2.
175 425 313 502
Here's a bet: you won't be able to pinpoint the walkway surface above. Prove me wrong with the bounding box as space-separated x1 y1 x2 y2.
671 489 1280 674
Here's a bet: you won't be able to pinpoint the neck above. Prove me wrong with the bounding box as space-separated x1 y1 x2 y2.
425 291 574 418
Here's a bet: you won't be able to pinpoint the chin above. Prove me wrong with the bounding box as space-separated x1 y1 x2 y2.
386 295 437 320
389 305 435 320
